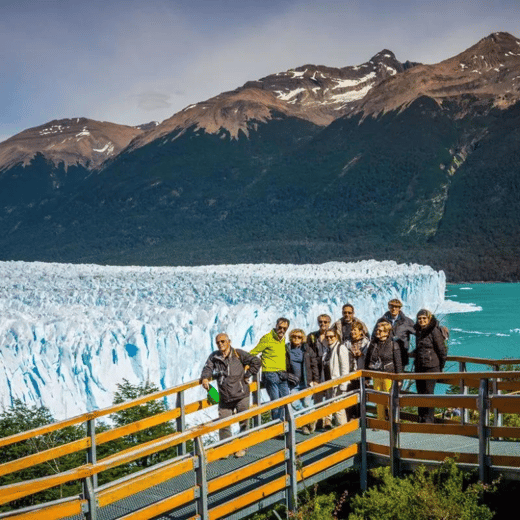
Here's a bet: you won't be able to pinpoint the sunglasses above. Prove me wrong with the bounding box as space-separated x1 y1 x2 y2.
318 320 330 324
292 335 303 339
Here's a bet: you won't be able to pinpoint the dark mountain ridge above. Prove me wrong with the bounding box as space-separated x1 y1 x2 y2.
1 32 520 281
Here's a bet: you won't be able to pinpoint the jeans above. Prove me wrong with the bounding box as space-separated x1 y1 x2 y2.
290 382 313 411
263 371 290 421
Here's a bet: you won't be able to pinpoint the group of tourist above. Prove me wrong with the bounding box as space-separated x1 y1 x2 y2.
200 299 448 457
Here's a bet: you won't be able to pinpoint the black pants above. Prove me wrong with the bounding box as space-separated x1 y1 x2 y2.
416 365 439 423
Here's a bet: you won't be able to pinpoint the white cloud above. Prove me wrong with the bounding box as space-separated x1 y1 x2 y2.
137 92 172 111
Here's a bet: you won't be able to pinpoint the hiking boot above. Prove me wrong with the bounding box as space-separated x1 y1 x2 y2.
234 449 246 458
308 421 316 433
323 418 333 430
301 426 311 435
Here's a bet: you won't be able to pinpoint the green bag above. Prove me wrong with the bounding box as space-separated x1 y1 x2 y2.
207 384 220 404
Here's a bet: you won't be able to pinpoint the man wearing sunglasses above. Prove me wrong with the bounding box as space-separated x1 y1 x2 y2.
333 303 369 343
307 314 334 429
250 317 291 421
200 333 261 456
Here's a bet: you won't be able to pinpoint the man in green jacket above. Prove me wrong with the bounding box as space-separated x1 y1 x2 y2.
250 317 290 421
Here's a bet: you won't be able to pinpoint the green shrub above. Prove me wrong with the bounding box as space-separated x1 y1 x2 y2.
349 458 494 520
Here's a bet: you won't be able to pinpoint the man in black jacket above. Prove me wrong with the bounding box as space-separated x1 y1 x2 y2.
200 333 261 455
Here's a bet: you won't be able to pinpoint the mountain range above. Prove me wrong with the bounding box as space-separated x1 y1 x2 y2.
1 31 520 281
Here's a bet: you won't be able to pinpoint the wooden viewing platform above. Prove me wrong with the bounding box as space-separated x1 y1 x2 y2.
0 356 519 520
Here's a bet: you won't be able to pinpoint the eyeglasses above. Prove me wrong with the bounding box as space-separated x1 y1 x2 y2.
325 335 336 340
318 320 330 324
291 335 303 339
277 325 288 331
216 340 227 344
389 304 401 308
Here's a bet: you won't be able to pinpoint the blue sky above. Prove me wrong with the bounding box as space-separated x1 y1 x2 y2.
1 0 519 142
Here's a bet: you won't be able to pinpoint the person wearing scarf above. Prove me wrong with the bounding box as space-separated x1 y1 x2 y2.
365 321 403 421
324 328 351 427
286 329 319 434
344 321 371 418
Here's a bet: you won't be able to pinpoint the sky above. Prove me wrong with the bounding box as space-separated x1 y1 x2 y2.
1 0 519 143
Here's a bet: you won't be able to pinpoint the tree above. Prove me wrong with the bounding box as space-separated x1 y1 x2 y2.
105 380 178 471
0 400 84 512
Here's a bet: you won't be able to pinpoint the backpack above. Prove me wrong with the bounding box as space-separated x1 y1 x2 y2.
440 325 450 341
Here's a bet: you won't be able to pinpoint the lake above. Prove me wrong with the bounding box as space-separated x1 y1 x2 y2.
442 283 520 368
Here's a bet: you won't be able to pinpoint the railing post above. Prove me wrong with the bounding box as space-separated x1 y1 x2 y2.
389 380 400 477
478 378 490 483
176 390 186 456
253 372 262 428
492 365 501 428
359 376 368 491
86 416 98 488
284 404 298 514
459 361 469 425
82 415 99 520
82 476 98 520
194 436 208 519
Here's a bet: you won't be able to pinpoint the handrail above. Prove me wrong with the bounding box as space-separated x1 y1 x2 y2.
446 356 520 366
0 380 201 449
0 373 361 505
363 370 520 381
1 359 520 518
1 355 517 448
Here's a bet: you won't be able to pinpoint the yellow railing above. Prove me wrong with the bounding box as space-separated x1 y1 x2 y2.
0 356 519 520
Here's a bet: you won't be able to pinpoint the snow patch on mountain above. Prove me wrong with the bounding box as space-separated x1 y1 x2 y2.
275 88 306 101
0 260 457 420
332 72 376 89
331 84 374 104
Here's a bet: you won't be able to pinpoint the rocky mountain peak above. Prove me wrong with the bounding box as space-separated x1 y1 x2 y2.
356 31 520 116
130 51 413 146
448 31 520 72
0 118 143 171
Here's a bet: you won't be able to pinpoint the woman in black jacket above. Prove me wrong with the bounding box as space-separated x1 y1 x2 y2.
365 321 403 421
414 309 448 423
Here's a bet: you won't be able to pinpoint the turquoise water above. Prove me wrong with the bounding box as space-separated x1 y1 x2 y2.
442 283 520 371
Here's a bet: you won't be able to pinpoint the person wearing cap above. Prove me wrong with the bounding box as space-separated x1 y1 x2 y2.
333 304 369 343
200 333 261 456
414 309 447 423
250 317 291 421
373 298 415 367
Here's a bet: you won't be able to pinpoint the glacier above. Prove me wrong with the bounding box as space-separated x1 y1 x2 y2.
0 260 452 420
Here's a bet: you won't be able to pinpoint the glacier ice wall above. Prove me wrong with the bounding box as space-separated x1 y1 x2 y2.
0 260 446 420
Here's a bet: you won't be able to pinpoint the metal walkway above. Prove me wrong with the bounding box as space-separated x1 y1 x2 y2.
65 425 520 520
